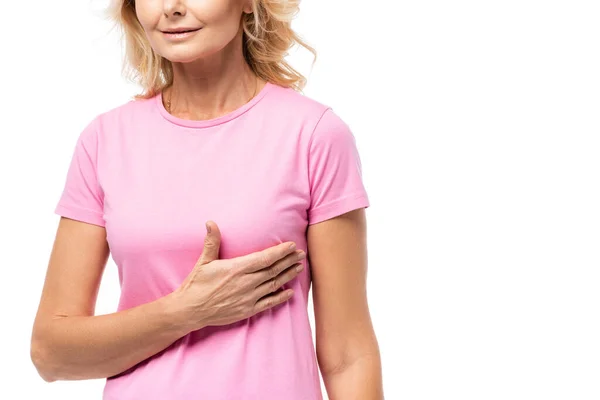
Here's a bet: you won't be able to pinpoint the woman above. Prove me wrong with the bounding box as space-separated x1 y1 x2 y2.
30 0 383 398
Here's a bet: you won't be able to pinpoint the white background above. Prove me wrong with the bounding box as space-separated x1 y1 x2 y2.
1 0 599 399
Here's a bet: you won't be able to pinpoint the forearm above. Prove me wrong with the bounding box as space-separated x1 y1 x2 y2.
31 293 193 382
322 350 384 400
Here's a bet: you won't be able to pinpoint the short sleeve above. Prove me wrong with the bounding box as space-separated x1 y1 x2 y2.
307 108 370 225
54 117 106 227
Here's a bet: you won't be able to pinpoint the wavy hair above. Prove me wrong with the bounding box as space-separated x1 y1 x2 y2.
103 0 317 100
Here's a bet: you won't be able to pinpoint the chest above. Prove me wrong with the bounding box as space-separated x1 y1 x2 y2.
99 132 311 264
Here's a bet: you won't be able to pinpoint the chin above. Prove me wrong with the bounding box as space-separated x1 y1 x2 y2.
165 53 203 63
157 48 203 63
161 44 226 64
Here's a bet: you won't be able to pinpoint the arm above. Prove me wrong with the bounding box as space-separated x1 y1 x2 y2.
30 217 191 382
307 208 384 399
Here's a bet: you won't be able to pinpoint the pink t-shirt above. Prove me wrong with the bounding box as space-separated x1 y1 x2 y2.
54 81 370 400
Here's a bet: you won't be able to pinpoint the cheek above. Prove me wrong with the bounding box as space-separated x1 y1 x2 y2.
195 0 243 25
191 3 245 47
135 2 160 33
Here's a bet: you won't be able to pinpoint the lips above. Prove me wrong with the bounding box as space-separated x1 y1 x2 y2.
163 28 200 33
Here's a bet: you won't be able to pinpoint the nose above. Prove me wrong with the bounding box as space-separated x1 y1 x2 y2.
163 0 186 18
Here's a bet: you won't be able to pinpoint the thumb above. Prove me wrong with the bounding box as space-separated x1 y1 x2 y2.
198 220 221 265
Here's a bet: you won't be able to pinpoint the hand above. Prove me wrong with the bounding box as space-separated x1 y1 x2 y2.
171 220 305 332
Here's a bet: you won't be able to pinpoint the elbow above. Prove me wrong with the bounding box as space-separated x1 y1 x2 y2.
30 342 58 383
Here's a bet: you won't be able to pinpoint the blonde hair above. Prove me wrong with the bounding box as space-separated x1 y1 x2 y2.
104 0 317 100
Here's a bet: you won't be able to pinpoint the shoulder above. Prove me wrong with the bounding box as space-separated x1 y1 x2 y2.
266 83 354 146
77 95 156 143
265 83 334 124
95 95 154 130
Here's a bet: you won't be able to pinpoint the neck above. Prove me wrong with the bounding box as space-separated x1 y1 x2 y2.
163 28 264 120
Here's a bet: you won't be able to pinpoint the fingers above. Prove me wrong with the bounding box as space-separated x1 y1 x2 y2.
198 220 221 265
236 241 298 274
249 249 305 284
253 288 295 316
253 261 304 299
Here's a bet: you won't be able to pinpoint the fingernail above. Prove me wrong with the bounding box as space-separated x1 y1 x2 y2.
296 263 304 272
289 243 296 250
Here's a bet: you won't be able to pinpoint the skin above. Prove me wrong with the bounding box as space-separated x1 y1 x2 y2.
135 0 264 120
308 209 383 399
32 0 383 397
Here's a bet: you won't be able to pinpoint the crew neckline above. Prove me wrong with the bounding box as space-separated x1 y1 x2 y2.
155 81 275 129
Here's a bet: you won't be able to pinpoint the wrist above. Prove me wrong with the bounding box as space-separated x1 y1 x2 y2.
159 291 199 337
